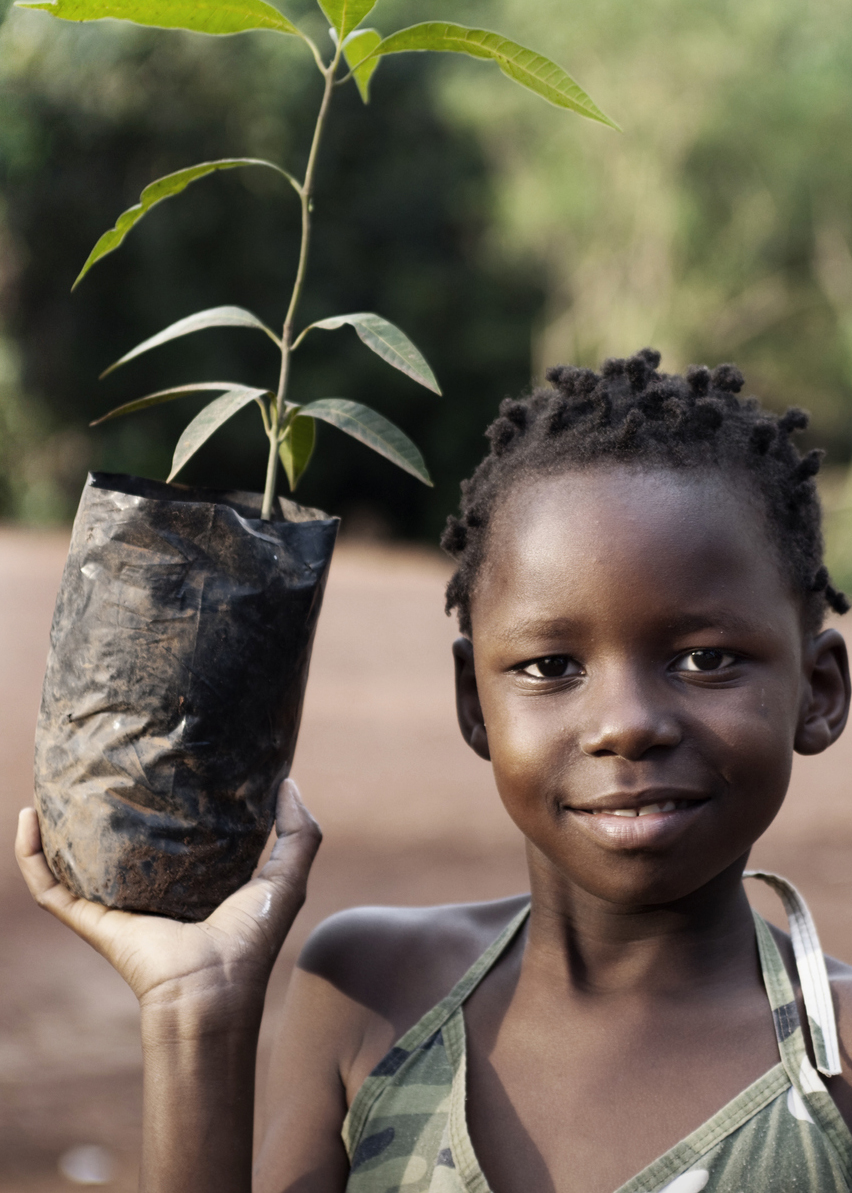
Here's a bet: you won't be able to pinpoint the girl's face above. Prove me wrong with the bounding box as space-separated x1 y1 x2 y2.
458 467 850 907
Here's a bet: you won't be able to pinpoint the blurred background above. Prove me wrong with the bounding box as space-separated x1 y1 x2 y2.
1 0 852 566
5 0 852 1188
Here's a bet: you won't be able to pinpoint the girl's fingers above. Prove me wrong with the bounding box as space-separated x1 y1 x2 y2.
16 806 41 856
274 777 321 839
266 778 322 882
209 779 321 945
16 806 113 941
15 807 60 905
20 784 321 972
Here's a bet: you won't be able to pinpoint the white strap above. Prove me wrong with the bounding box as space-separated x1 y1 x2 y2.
746 870 841 1077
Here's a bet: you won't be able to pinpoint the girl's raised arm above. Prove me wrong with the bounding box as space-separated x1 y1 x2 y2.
15 779 322 1193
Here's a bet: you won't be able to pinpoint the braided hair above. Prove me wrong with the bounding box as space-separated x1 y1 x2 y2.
442 348 849 637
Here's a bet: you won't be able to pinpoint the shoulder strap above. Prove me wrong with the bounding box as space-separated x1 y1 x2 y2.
391 900 531 1054
746 870 841 1077
341 901 531 1160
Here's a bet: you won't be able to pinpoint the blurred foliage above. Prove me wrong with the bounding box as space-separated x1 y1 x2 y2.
3 0 852 556
434 0 852 577
820 470 852 594
442 0 852 427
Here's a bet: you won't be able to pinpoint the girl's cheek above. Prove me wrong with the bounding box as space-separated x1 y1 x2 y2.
703 677 798 744
485 702 569 792
685 684 797 808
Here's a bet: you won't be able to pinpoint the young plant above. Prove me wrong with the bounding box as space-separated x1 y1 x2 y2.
16 0 618 520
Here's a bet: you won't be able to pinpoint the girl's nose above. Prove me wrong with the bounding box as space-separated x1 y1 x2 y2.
578 671 682 760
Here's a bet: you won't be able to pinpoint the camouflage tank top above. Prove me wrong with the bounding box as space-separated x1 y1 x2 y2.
342 872 852 1192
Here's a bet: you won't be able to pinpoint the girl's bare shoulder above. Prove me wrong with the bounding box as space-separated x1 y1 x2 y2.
768 923 852 1012
256 897 529 1192
298 892 529 1025
826 954 852 981
826 953 852 1034
767 925 852 1126
819 954 852 1130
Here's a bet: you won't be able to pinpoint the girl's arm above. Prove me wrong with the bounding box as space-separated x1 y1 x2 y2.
15 780 322 1193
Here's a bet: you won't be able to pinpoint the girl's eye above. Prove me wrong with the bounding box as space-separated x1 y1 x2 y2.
520 655 581 679
675 649 737 673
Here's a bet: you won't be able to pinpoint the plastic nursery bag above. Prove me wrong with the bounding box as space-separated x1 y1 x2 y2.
34 472 338 921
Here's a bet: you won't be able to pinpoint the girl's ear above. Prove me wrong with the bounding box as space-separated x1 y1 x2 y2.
795 628 851 755
453 637 490 761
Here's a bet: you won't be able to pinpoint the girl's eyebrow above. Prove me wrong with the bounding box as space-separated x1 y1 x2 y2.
494 610 762 647
493 616 579 645
664 611 762 636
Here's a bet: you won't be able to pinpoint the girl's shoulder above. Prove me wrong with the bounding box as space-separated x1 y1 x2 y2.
826 954 852 982
256 896 529 1191
298 892 529 1028
765 923 852 1127
826 953 852 1045
767 921 852 1017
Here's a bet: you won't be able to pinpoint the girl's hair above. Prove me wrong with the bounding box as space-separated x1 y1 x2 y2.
442 348 849 636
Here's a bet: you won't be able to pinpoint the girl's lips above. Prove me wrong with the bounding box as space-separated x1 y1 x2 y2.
565 800 710 849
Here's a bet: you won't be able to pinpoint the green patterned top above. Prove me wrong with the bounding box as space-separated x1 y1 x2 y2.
342 872 852 1193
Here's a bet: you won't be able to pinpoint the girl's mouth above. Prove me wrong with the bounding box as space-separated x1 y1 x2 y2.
567 798 710 848
589 799 691 817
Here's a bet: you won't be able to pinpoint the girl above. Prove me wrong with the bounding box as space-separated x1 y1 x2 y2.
16 348 852 1193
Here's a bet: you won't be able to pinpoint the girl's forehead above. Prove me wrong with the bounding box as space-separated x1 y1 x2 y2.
491 466 764 552
473 467 795 632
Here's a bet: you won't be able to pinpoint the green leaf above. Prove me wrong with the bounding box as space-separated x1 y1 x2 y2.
89 381 242 426
279 414 316 490
73 158 300 289
15 0 299 36
168 387 272 481
343 27 381 103
367 23 619 128
300 398 432 485
317 0 374 39
305 312 441 393
100 306 281 378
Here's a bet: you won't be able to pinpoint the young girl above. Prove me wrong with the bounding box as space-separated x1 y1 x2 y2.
16 348 852 1193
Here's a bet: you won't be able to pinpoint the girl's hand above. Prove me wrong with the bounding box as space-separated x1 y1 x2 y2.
15 778 321 1016
17 781 321 1193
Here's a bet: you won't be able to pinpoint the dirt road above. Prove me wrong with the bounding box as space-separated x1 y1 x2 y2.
2 529 851 1190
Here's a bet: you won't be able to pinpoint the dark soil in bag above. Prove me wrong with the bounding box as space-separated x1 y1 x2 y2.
34 472 338 921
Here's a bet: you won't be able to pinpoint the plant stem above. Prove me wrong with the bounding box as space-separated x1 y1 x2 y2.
261 42 342 520
261 409 282 520
261 403 279 519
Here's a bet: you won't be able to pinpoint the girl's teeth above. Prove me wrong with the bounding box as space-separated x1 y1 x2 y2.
601 800 680 817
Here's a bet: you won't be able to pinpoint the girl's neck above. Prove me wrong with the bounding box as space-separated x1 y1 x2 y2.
522 847 759 999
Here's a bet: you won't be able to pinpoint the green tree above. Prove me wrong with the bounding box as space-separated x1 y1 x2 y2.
439 0 852 426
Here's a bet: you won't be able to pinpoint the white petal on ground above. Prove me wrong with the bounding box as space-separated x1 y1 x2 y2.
57 1145 114 1185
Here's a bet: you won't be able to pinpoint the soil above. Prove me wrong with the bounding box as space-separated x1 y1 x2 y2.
2 527 852 1190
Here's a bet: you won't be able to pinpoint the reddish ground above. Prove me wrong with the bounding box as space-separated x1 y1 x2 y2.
2 528 852 1191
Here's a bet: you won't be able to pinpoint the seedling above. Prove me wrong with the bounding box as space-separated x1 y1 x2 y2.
16 0 618 519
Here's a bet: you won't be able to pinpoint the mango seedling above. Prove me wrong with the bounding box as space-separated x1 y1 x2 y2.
17 0 618 519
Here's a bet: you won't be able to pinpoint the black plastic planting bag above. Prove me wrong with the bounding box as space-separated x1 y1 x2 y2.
34 473 338 921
